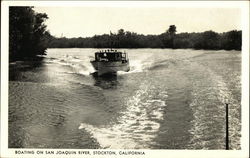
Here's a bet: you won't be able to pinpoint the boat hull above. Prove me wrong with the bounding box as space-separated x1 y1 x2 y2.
91 61 130 76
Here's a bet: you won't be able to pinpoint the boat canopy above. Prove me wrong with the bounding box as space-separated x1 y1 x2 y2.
95 50 128 62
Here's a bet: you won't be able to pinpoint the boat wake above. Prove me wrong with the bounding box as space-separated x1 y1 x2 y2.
187 61 241 149
45 49 192 76
45 55 95 75
46 54 162 76
79 81 168 149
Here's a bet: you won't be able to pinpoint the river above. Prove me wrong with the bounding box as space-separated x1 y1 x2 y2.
9 48 241 149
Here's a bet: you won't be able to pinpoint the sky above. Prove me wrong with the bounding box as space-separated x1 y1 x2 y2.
34 7 241 38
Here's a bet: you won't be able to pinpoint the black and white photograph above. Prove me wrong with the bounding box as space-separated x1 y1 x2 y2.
1 1 249 158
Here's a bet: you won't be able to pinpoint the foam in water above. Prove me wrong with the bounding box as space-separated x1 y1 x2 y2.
79 81 168 149
47 50 169 76
46 55 95 75
188 62 241 149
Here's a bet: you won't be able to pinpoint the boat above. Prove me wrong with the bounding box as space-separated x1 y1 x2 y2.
90 49 130 76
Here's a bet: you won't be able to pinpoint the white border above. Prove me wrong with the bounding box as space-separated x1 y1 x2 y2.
0 0 248 7
1 1 249 158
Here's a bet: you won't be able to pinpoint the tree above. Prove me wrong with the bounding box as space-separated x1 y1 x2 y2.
9 7 49 61
168 25 177 35
193 31 220 49
118 29 125 36
220 30 242 50
167 25 177 48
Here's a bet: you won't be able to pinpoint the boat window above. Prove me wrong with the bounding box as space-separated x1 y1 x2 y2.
95 51 127 62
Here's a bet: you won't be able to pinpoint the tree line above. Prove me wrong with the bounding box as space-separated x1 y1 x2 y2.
46 28 241 50
9 7 241 61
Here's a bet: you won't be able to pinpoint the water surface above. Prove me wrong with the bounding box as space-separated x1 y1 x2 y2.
9 48 241 149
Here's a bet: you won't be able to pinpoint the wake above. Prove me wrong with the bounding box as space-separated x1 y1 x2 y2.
79 81 168 149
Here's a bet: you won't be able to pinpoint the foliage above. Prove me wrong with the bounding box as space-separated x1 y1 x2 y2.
192 31 221 50
47 26 241 50
220 30 242 50
9 7 49 61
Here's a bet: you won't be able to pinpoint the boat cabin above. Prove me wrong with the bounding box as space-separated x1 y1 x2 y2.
95 49 128 62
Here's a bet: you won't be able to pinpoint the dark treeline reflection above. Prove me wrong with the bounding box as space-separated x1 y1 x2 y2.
46 28 241 51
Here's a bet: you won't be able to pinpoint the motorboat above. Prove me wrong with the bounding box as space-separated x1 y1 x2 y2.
90 49 130 76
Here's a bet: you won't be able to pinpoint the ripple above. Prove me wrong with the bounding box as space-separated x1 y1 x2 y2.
79 81 168 149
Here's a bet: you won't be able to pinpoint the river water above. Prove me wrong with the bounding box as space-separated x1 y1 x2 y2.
9 48 241 149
